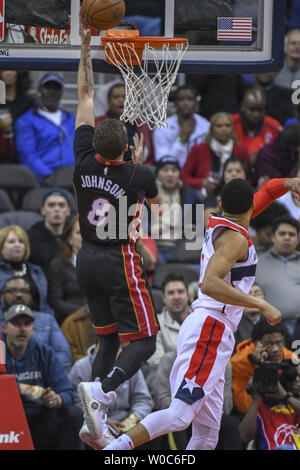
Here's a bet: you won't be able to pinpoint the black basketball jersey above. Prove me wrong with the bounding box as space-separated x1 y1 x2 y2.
73 125 158 247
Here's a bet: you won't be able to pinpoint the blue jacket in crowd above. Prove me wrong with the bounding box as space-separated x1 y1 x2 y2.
0 260 54 316
14 108 75 183
4 336 75 419
0 306 72 368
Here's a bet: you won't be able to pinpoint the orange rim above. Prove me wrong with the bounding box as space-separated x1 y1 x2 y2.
101 29 188 66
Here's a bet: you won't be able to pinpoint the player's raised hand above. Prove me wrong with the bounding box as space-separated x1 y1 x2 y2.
259 300 281 326
79 9 91 46
130 132 144 164
284 177 300 201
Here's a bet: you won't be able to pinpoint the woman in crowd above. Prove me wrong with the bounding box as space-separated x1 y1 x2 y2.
0 225 53 314
203 157 249 225
47 214 86 325
181 112 250 197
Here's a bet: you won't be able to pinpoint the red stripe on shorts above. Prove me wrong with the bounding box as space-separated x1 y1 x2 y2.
122 243 158 337
94 323 118 335
185 316 225 387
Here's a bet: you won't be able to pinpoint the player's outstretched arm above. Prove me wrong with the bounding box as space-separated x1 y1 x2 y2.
76 13 95 130
201 229 281 326
252 177 300 218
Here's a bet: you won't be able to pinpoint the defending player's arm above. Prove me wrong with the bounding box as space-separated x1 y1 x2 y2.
76 14 94 130
252 177 300 218
201 228 281 325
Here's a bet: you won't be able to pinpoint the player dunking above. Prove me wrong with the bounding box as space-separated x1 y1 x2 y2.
74 19 162 448
101 176 300 451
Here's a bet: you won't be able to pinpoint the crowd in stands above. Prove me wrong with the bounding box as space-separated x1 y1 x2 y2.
1 2 300 450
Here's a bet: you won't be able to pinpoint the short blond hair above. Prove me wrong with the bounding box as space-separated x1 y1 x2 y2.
0 225 30 261
205 112 237 144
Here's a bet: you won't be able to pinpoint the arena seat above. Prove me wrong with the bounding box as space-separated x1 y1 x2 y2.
151 288 165 313
0 211 43 231
0 164 39 191
169 240 202 264
21 187 77 214
0 189 15 213
46 166 75 192
151 263 199 289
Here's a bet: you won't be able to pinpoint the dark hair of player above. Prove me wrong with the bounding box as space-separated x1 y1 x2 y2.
221 178 254 215
93 119 128 160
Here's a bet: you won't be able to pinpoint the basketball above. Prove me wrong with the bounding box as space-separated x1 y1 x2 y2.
81 0 126 30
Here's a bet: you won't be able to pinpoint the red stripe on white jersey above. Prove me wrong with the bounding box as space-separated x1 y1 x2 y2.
207 216 253 247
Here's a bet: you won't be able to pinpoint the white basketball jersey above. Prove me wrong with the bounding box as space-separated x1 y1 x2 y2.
192 214 258 332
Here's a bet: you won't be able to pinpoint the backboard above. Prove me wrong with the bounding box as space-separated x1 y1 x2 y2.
0 0 285 74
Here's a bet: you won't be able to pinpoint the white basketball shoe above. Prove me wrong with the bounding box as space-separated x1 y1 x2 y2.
78 381 117 441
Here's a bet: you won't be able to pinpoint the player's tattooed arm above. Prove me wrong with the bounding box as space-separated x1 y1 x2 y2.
76 12 95 129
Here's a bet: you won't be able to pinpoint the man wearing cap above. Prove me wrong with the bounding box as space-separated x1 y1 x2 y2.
2 303 84 450
151 155 201 262
27 187 71 271
14 72 75 185
0 276 72 368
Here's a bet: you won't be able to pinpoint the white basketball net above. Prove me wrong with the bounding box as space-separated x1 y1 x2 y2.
104 41 188 130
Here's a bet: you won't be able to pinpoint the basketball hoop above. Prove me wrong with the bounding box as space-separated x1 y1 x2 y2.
101 30 188 130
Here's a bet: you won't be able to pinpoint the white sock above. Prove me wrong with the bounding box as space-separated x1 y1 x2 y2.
103 433 134 451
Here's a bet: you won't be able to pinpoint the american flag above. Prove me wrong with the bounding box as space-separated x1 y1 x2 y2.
217 17 252 41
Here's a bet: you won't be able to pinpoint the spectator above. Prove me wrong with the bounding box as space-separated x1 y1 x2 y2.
234 283 264 351
255 215 300 334
0 276 72 368
150 156 201 263
253 72 295 125
27 187 71 272
148 273 191 367
203 157 249 225
61 305 95 364
181 113 250 195
0 70 34 164
2 304 84 450
276 162 300 221
231 88 282 158
239 359 300 450
153 85 210 167
14 72 75 185
47 214 86 325
69 341 153 446
0 225 53 315
275 29 300 90
254 124 300 184
250 202 289 255
231 317 293 415
95 82 154 164
185 74 247 121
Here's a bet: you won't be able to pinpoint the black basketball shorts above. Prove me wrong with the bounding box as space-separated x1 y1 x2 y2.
76 242 159 342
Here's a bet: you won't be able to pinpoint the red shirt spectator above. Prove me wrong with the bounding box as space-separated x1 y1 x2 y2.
232 113 282 156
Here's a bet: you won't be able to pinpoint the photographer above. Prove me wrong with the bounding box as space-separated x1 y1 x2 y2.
231 318 294 414
239 359 300 450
